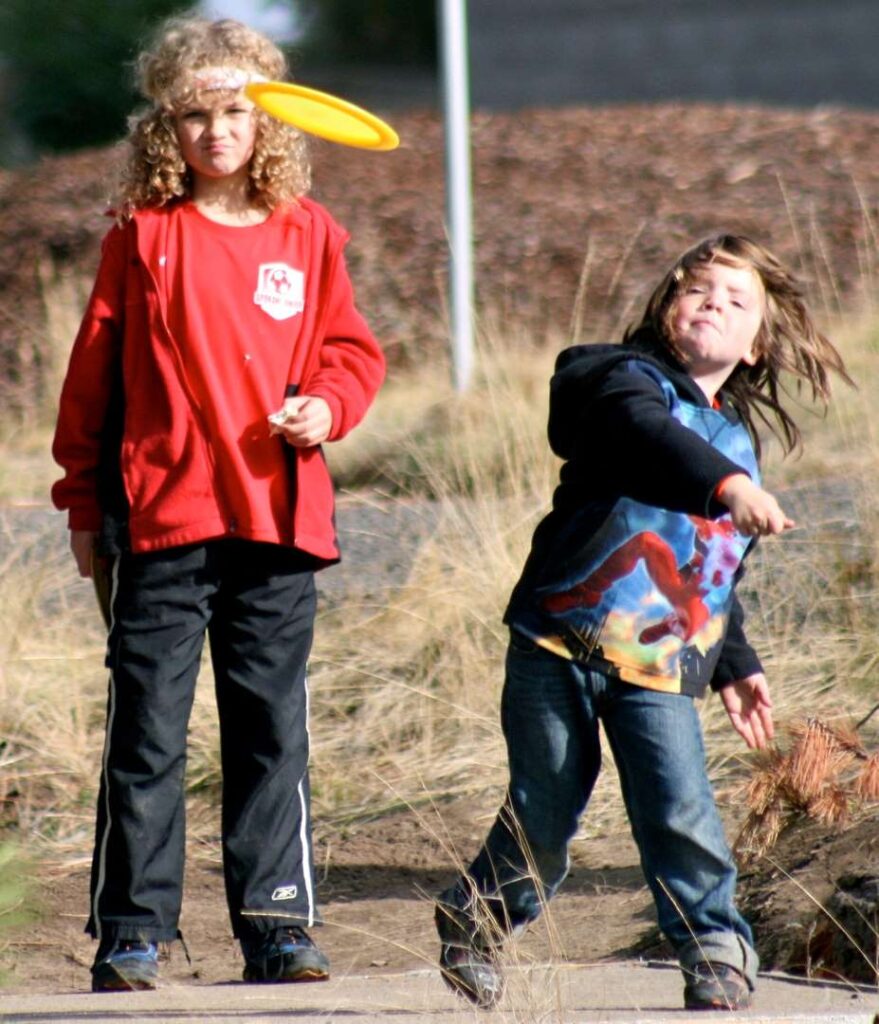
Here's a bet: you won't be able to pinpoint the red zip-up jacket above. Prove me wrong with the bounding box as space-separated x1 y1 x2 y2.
52 198 385 561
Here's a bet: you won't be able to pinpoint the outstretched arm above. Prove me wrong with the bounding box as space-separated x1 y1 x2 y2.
718 673 774 749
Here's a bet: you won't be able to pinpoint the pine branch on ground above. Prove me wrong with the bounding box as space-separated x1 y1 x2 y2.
735 715 879 862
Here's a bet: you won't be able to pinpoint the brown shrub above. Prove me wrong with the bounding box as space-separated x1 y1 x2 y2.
4 102 879 419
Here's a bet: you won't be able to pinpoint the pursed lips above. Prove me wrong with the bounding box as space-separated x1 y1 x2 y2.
691 317 721 333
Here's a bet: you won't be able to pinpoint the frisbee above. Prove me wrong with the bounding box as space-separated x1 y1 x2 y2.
246 81 399 151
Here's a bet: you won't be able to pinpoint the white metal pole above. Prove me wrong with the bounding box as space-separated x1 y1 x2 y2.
438 0 475 392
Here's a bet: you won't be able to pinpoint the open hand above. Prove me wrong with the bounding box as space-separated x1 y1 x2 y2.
719 672 774 749
71 529 98 578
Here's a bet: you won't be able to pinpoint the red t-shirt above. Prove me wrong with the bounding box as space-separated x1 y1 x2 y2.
163 204 311 546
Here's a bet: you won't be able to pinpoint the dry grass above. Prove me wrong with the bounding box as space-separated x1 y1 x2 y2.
0 424 57 504
0 509 106 860
310 313 879 843
0 841 37 981
326 319 560 499
0 312 877 872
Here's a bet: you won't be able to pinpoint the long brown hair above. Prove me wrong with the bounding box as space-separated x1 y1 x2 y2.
626 234 852 456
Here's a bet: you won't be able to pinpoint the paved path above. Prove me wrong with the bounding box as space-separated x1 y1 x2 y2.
2 961 877 1023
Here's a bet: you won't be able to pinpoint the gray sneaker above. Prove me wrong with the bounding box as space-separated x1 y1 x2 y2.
435 891 505 1009
439 941 504 1008
683 961 752 1011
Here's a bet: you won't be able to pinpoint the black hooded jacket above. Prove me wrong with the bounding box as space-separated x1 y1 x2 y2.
504 331 763 696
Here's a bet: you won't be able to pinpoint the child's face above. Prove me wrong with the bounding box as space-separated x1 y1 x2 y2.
670 261 765 387
174 88 259 187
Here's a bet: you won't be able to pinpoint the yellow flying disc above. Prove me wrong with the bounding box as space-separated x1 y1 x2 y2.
246 81 399 151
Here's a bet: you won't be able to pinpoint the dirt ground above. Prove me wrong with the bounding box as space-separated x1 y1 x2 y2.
3 798 876 995
2 806 647 994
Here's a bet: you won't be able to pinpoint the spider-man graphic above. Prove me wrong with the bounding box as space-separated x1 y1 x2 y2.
543 517 740 646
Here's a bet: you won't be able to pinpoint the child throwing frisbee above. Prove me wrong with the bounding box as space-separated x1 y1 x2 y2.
434 235 850 1012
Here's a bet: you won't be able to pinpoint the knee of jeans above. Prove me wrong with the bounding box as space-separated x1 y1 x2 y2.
512 789 584 853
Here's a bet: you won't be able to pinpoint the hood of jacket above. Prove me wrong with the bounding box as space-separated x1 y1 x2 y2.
548 329 710 460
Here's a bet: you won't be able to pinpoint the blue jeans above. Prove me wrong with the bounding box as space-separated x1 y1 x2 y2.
439 631 758 986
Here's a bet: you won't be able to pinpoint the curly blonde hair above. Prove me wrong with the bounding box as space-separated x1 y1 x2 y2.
626 234 852 456
115 16 310 217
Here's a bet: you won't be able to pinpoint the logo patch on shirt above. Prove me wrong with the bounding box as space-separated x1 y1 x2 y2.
254 263 304 321
271 884 299 901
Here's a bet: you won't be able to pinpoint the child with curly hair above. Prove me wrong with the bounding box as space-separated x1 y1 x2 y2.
434 235 850 1011
52 15 385 991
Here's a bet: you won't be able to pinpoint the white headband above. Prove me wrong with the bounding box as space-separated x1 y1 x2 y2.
186 66 269 93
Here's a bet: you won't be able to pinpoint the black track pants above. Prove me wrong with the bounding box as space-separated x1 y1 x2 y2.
87 540 319 944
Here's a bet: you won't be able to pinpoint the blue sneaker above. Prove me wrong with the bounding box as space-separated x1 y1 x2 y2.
91 937 159 992
242 926 330 983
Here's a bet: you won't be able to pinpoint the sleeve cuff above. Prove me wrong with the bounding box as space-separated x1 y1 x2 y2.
710 650 764 690
714 472 748 503
68 508 103 531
